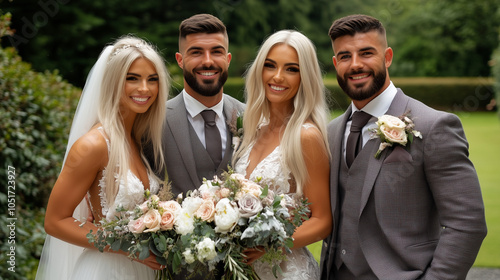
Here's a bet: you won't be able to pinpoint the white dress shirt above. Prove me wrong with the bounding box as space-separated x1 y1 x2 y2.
343 81 398 159
183 90 227 158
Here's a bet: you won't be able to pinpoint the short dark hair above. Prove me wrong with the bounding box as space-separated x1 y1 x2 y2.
179 14 227 39
328 14 386 42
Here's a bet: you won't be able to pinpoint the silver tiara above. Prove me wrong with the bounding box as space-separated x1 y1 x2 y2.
108 43 146 62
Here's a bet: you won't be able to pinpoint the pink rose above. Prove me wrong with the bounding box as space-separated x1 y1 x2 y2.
143 209 161 233
380 125 407 145
159 200 181 213
128 217 146 234
195 199 216 222
160 210 176 230
138 200 149 213
376 115 407 145
219 187 231 198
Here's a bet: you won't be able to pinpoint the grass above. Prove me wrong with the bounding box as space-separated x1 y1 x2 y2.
307 111 500 268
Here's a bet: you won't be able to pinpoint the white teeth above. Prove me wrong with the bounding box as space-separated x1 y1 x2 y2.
270 85 286 91
132 96 148 102
352 74 369 80
200 72 215 76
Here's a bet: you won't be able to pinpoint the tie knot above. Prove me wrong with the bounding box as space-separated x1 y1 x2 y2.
350 111 372 132
200 110 217 126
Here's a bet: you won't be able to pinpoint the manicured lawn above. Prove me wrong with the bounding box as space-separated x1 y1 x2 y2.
307 111 500 268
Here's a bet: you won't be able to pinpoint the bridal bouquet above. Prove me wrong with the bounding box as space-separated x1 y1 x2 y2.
87 170 310 280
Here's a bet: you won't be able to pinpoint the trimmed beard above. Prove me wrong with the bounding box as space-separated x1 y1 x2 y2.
337 68 386 101
184 67 228 97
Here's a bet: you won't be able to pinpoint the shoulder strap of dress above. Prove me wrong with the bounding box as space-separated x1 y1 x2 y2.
96 126 110 152
302 123 317 130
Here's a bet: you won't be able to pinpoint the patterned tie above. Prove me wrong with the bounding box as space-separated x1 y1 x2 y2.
200 110 222 168
346 111 372 168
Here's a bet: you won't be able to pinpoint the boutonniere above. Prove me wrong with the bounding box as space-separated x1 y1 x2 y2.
227 110 244 151
370 112 422 159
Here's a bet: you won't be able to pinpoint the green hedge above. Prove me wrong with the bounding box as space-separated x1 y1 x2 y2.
0 44 81 279
221 77 495 112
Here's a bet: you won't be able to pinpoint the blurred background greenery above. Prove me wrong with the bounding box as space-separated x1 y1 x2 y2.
1 0 500 279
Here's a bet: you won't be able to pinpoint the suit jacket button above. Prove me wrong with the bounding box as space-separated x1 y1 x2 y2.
341 249 346 255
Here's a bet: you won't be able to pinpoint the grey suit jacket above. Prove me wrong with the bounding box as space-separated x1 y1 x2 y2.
156 92 244 196
320 89 487 280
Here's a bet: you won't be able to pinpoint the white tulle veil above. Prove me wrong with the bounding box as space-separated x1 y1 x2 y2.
35 45 113 280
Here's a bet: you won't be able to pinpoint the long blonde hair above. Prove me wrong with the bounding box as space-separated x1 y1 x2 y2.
98 35 169 205
234 30 329 195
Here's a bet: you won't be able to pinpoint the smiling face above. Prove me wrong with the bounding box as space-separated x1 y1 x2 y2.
262 44 301 110
120 57 159 115
332 30 393 108
176 32 231 100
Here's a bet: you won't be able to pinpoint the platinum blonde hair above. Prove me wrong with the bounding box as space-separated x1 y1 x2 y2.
234 30 329 195
99 35 169 205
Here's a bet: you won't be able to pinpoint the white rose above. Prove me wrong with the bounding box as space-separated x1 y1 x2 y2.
238 193 263 218
183 249 196 264
377 115 406 129
182 196 204 215
175 208 195 235
214 198 240 233
142 209 161 233
196 237 217 262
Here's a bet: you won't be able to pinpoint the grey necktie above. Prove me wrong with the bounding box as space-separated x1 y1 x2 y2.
346 111 372 168
200 110 222 168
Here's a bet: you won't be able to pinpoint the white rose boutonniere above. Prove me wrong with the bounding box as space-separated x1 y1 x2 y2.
371 112 422 159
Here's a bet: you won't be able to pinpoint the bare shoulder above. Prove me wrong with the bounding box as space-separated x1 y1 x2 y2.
300 122 323 144
64 127 108 169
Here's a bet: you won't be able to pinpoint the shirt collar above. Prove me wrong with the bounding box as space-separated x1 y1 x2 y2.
351 81 397 118
182 90 225 119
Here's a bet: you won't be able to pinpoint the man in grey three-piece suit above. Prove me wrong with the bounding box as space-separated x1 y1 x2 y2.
145 14 243 279
320 15 487 280
156 14 244 196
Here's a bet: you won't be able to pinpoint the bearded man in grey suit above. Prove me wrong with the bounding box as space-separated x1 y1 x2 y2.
320 14 487 280
144 14 244 279
147 14 244 195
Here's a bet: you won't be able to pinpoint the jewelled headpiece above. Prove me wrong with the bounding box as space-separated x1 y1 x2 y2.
108 42 146 62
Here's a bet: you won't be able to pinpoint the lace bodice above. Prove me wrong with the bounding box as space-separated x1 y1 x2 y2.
98 169 159 221
94 127 159 221
234 144 291 194
233 123 320 279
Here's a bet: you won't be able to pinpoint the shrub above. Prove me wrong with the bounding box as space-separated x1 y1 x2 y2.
1 12 81 279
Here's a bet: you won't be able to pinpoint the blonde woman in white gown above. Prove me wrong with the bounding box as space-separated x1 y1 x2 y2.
36 36 170 280
233 30 332 280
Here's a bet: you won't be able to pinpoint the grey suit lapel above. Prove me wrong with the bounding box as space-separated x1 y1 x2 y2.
166 95 199 185
359 89 411 212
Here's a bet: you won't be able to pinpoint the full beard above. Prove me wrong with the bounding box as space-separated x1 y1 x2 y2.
337 69 386 101
184 67 228 97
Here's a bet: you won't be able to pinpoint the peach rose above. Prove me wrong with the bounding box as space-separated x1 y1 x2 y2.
143 209 161 233
128 217 146 234
160 210 176 230
195 199 216 222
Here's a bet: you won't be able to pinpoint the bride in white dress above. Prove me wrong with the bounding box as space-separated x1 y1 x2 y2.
233 30 332 279
35 36 170 280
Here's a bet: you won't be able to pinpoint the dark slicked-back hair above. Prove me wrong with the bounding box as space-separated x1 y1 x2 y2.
179 13 227 41
328 14 386 42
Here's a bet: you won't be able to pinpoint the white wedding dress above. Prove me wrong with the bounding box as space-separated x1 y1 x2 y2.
70 127 160 280
234 125 320 280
